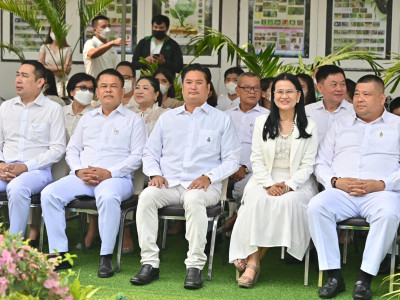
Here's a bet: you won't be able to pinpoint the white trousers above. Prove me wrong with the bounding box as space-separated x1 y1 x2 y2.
0 168 52 237
307 188 400 275
41 174 133 255
136 185 220 269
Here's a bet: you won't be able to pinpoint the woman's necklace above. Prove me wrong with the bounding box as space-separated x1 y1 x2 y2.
279 121 295 139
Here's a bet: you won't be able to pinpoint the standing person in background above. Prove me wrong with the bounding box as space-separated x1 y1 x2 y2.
154 68 182 109
83 15 130 78
132 15 183 76
38 27 72 95
216 67 244 111
259 77 274 110
43 69 66 107
297 73 316 105
390 97 400 116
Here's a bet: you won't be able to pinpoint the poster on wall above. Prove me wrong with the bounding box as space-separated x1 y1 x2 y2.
251 0 309 57
152 0 218 57
82 0 137 54
327 0 392 58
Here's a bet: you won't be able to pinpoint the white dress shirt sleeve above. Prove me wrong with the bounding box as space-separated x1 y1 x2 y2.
285 120 318 191
142 118 164 178
24 105 66 171
314 121 338 188
204 116 241 183
107 117 147 177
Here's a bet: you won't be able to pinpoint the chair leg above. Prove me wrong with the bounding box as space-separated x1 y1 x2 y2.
79 213 87 253
390 233 397 293
161 219 168 250
281 247 285 259
116 210 128 273
39 216 45 252
342 229 348 264
318 270 323 287
207 216 219 281
304 243 310 286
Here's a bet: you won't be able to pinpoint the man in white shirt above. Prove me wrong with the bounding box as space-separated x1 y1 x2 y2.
307 75 400 300
41 69 147 278
216 67 244 111
116 61 137 109
0 60 66 238
226 72 269 207
83 15 129 78
130 64 241 289
305 65 354 143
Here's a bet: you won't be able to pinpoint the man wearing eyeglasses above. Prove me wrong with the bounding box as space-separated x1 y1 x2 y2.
305 65 354 143
225 72 269 230
116 61 137 110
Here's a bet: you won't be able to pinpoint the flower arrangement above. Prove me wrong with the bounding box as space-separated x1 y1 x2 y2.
0 226 98 299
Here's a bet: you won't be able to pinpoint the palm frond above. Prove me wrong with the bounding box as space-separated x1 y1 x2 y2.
383 53 400 93
78 0 114 29
0 43 26 61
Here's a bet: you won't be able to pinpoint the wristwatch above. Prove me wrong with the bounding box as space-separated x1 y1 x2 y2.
242 165 250 174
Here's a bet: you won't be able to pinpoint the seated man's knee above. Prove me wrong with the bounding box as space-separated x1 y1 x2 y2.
307 192 326 217
137 186 161 209
7 179 30 199
183 190 207 212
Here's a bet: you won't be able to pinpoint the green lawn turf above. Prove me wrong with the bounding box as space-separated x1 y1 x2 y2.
49 222 394 300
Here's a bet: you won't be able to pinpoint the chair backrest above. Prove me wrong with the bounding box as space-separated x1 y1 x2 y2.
51 129 71 181
220 178 229 201
133 167 147 196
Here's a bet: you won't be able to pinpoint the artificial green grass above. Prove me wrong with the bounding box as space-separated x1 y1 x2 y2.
55 224 393 300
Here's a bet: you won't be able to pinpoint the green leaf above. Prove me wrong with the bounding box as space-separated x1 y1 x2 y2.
170 8 179 20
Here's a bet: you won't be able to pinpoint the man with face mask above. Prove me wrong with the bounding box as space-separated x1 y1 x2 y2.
83 15 129 78
216 67 244 111
64 73 96 136
116 61 137 110
132 15 183 75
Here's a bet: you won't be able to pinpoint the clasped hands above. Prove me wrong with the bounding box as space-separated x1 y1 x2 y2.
0 162 27 181
149 175 211 191
264 182 292 196
335 177 385 196
75 166 112 186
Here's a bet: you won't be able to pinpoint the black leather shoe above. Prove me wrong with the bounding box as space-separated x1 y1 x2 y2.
98 255 114 278
318 277 346 298
184 268 203 290
130 264 160 285
353 281 371 300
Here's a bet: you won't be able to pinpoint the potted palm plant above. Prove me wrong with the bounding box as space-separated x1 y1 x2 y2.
0 0 114 97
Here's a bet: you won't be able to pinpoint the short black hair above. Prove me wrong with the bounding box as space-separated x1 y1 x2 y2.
315 65 346 83
153 68 176 98
96 68 124 87
237 72 259 86
356 74 385 93
67 72 96 100
389 97 400 113
92 15 110 28
116 61 136 78
152 15 170 29
181 63 211 84
136 76 163 107
345 78 356 100
21 60 46 81
224 67 244 80
260 77 274 92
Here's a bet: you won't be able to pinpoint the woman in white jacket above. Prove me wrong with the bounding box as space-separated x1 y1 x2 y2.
229 73 319 288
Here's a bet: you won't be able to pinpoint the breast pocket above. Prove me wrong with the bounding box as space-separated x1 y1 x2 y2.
197 129 220 152
110 127 131 149
27 122 47 143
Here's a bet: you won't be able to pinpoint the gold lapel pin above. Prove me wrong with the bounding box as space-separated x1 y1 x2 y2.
380 132 383 137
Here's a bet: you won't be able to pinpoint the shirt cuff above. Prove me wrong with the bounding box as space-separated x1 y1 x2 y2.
107 167 120 178
25 159 39 172
382 178 392 191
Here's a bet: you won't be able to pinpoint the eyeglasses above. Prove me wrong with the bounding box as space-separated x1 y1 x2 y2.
123 75 135 80
274 89 299 97
76 85 95 93
238 86 261 93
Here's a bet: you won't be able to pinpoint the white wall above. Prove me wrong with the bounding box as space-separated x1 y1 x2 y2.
1 0 399 100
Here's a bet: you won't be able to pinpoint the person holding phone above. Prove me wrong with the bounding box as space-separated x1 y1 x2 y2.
132 15 183 75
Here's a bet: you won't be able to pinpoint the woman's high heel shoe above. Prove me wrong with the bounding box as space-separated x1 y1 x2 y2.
237 264 260 288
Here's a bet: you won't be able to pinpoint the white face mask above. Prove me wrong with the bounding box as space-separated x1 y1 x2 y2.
50 32 56 41
159 84 169 95
124 80 133 94
74 90 93 106
225 82 237 95
99 27 111 41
